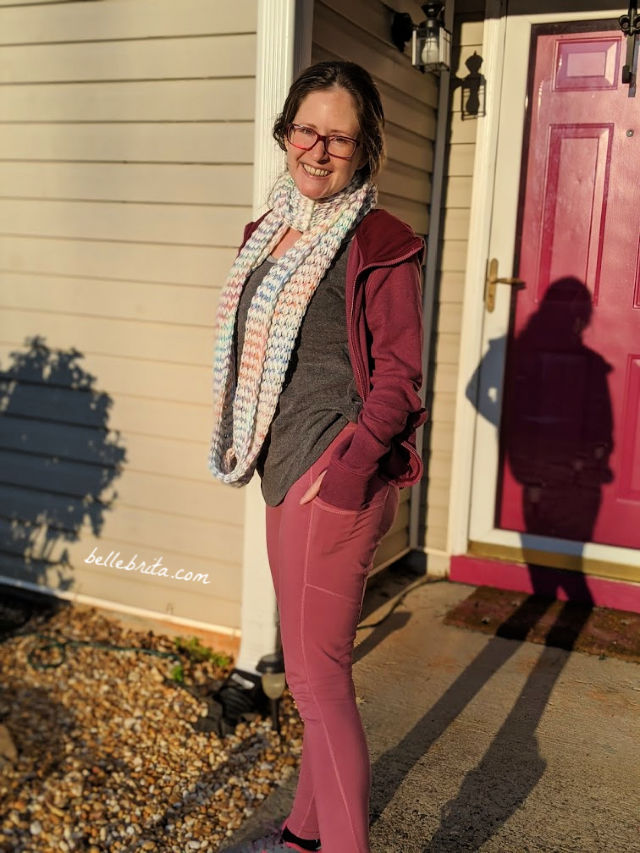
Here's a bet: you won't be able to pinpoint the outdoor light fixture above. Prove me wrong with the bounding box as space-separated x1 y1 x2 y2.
391 3 451 74
619 1 640 86
412 3 451 73
202 668 270 737
257 650 286 735
202 650 285 738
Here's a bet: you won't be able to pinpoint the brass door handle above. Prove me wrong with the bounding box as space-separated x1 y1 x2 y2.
485 258 525 312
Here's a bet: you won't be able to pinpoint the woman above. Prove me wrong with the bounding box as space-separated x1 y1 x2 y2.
209 61 426 853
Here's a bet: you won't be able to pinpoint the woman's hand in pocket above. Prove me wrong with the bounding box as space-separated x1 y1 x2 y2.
299 469 327 505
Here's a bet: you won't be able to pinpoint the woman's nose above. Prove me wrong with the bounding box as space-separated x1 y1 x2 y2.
309 137 330 162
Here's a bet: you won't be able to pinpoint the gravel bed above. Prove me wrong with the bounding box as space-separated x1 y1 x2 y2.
0 599 303 853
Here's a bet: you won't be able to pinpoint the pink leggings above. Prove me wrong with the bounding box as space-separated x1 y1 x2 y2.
265 422 400 853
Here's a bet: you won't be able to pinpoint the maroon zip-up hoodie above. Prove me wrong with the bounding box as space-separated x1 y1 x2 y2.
240 207 428 510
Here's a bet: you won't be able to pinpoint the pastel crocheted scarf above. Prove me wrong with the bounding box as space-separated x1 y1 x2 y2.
208 171 377 486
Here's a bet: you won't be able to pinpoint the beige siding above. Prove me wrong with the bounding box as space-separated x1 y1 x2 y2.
425 2 485 553
0 0 257 631
312 0 435 562
313 0 436 235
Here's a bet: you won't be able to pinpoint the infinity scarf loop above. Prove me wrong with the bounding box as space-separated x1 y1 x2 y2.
208 172 377 486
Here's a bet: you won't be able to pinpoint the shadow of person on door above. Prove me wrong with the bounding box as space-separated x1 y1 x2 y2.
417 277 614 849
500 276 614 547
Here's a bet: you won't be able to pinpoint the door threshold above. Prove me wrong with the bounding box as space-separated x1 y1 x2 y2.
469 540 640 584
450 554 640 615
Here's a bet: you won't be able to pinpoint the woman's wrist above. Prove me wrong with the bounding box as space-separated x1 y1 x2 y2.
318 457 384 510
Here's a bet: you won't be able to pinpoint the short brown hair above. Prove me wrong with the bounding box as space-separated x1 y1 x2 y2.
273 61 386 182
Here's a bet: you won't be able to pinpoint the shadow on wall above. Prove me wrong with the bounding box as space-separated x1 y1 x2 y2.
0 336 126 590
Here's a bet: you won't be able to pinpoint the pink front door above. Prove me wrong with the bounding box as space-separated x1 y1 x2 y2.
497 24 640 550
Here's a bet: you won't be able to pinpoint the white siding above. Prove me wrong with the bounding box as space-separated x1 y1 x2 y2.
312 0 436 564
0 0 257 632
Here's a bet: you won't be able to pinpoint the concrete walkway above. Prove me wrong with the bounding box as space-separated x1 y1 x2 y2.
222 566 640 852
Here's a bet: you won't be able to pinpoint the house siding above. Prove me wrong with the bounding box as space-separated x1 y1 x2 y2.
0 0 257 631
312 0 436 566
424 1 485 557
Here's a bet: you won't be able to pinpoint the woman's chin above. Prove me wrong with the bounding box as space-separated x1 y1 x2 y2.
291 169 340 201
296 181 332 201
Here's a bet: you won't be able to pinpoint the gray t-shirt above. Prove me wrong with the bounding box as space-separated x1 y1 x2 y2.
234 236 362 505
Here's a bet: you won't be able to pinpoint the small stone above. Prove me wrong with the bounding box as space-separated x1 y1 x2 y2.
0 724 17 763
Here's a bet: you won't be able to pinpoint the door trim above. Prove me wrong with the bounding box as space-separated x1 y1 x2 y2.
449 0 507 554
448 3 630 562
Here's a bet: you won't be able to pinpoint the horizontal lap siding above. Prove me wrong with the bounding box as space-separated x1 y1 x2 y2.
0 0 257 631
428 4 485 552
312 0 435 562
313 0 436 236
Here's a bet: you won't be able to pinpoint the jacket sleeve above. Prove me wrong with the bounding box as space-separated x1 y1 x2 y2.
317 252 426 510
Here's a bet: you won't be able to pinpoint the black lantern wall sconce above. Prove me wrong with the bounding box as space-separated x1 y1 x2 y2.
391 2 451 74
619 1 640 87
391 3 485 119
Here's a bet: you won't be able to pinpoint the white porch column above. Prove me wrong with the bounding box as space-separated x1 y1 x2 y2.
234 0 314 674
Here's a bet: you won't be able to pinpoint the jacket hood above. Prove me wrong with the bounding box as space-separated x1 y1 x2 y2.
352 208 424 269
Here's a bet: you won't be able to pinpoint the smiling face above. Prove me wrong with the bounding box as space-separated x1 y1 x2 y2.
285 86 366 201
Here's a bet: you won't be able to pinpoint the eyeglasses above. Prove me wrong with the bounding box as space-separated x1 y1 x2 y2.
285 123 360 161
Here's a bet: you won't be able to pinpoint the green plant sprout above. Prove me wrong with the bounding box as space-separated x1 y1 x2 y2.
173 635 232 667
